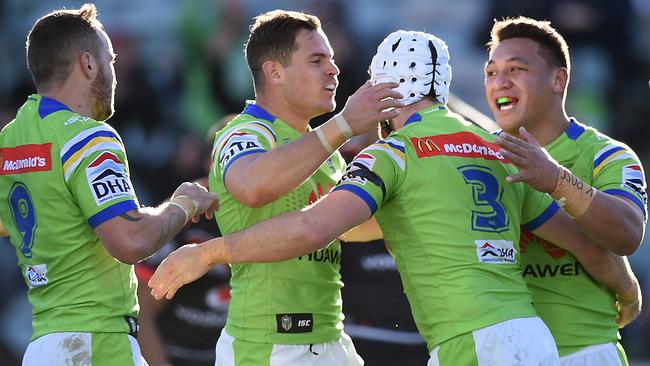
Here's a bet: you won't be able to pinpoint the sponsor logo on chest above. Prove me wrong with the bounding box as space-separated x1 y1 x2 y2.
0 144 52 175
476 240 517 264
86 152 133 205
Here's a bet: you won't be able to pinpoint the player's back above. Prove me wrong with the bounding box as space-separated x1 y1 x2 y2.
0 95 138 339
361 105 557 350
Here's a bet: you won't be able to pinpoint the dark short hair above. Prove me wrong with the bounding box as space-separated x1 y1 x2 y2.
26 3 105 91
488 16 570 72
244 9 321 89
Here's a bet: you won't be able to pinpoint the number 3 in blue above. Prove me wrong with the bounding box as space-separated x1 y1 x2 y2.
458 165 509 233
9 183 37 258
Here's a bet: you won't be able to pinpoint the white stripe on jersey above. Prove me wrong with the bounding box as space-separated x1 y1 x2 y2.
64 141 123 181
60 124 121 159
364 146 406 170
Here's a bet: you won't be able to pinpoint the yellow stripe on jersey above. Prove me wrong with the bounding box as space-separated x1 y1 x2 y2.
593 149 633 178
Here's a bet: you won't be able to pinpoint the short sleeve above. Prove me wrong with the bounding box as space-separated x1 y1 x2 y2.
592 143 647 217
333 138 406 214
63 123 138 228
212 121 277 181
521 185 560 232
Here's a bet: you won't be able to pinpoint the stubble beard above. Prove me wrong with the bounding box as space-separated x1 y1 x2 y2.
91 67 115 121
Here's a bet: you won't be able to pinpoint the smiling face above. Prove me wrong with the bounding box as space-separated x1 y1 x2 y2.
484 38 563 134
281 28 339 120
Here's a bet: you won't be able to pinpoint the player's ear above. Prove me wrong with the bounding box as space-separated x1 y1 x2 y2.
262 60 283 86
79 52 98 80
552 67 568 94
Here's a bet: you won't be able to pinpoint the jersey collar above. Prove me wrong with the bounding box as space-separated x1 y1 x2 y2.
564 118 586 140
38 95 72 119
243 102 276 123
404 104 446 126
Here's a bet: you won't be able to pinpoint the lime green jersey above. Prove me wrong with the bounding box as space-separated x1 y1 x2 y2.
0 95 140 340
521 119 647 355
334 105 559 350
209 102 347 344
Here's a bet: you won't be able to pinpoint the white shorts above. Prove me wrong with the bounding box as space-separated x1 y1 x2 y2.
428 317 560 366
560 342 627 366
215 329 364 366
22 332 148 366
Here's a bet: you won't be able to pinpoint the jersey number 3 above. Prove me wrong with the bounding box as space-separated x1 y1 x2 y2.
9 183 37 258
458 165 509 233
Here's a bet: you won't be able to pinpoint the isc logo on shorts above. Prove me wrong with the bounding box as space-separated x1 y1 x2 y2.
276 313 313 333
475 240 517 264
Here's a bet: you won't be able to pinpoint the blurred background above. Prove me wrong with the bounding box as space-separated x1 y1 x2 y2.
0 0 649 365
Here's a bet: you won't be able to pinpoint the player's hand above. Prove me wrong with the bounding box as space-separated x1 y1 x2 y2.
340 80 403 136
148 243 211 300
495 127 560 193
172 182 219 221
616 283 642 328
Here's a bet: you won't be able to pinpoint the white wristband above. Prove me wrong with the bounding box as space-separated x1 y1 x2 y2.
334 113 353 139
315 128 334 154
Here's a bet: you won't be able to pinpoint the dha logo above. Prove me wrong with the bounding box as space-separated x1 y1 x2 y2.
476 240 517 264
86 152 134 205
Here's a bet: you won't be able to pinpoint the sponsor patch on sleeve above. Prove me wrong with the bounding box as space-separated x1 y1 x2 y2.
218 132 265 170
85 152 135 206
622 164 647 200
475 240 517 264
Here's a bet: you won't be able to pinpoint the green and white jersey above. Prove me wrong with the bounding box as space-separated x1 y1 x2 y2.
334 104 559 351
520 119 647 356
209 102 347 344
0 95 140 340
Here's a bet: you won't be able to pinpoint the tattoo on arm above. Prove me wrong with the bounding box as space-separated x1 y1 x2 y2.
155 210 184 245
120 212 143 222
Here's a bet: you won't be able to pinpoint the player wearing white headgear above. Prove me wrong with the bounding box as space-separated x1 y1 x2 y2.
150 30 635 366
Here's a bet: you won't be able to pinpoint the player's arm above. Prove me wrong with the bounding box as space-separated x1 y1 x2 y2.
149 190 369 300
497 128 644 255
225 82 401 207
95 182 218 264
339 217 383 242
532 210 642 328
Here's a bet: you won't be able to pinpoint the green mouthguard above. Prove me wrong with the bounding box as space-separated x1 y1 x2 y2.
497 97 509 104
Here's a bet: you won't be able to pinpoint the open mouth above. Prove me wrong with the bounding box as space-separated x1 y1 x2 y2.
324 83 336 92
495 96 519 111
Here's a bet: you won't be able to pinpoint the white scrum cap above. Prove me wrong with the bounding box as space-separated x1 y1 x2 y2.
370 30 452 106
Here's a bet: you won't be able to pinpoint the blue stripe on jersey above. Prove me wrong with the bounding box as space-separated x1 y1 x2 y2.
593 146 625 168
243 104 276 123
88 200 138 228
61 130 120 165
222 149 267 181
39 96 72 119
603 189 647 217
251 121 278 142
333 185 378 214
379 140 406 153
404 112 423 126
523 201 560 232
565 119 586 140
